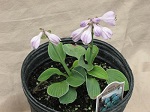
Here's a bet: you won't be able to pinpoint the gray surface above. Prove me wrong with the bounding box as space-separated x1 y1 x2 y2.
0 0 150 112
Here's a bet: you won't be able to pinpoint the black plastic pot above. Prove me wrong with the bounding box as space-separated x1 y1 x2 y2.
21 38 134 112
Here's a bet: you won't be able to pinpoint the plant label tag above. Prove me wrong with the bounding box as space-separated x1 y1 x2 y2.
95 81 125 112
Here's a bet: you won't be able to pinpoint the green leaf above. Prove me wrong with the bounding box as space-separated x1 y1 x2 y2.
47 81 69 98
73 66 87 77
86 77 101 99
63 44 86 59
70 60 78 69
85 45 99 63
79 55 93 71
106 69 129 91
48 42 66 62
59 87 77 104
88 65 108 80
38 68 66 82
66 67 85 87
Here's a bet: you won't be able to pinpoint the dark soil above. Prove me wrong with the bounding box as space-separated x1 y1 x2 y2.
28 57 126 112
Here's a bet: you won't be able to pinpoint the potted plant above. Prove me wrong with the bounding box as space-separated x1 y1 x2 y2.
21 11 134 112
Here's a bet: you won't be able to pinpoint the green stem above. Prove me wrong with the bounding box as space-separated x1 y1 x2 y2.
51 43 71 76
61 60 71 76
33 81 48 93
61 73 68 78
88 26 94 64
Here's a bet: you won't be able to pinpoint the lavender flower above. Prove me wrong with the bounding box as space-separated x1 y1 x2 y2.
45 31 61 45
99 11 116 26
71 27 87 42
31 31 61 49
101 27 113 39
81 26 92 45
30 32 43 49
71 11 116 44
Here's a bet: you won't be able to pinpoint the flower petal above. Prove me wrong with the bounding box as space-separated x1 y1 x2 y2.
81 26 92 45
72 33 82 42
71 27 87 42
80 20 90 27
93 24 102 37
99 11 116 26
92 18 100 23
30 32 43 49
101 27 113 39
45 31 61 45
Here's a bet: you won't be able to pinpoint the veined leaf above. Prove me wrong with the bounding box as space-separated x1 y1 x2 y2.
88 65 108 80
73 66 87 77
86 77 101 99
59 87 77 104
66 67 85 87
47 80 69 98
63 44 86 59
79 55 93 71
106 69 129 91
48 42 66 62
38 68 66 82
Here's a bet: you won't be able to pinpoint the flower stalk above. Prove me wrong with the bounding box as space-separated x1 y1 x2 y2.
88 26 94 64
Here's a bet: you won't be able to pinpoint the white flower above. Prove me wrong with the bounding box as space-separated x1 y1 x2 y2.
30 32 43 49
45 31 61 45
99 11 116 26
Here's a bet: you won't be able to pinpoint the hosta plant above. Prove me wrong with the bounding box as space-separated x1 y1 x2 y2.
30 11 129 105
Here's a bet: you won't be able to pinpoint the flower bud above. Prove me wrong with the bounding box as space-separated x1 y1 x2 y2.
30 32 43 49
80 20 90 27
45 31 61 45
92 18 100 23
